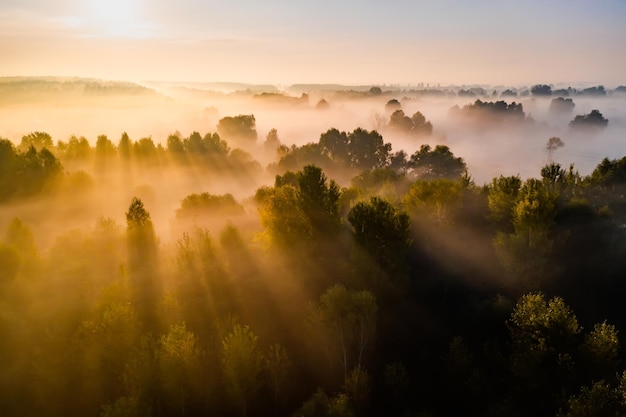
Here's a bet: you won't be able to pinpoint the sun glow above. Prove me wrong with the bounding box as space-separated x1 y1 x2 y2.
83 0 148 38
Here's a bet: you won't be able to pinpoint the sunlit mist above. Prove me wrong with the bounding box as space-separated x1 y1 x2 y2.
1 1 626 416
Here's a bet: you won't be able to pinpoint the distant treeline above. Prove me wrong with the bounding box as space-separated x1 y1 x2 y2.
2 77 624 103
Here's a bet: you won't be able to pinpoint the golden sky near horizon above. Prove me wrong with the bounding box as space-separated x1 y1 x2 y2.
1 0 625 86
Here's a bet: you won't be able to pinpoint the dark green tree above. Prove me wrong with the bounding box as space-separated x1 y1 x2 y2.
126 197 159 330
570 110 609 129
297 165 341 238
487 175 522 230
118 132 133 160
403 178 464 225
317 285 377 381
158 323 202 417
20 131 53 151
320 128 350 163
347 197 411 275
0 139 18 200
217 115 257 146
531 84 552 96
409 144 466 180
347 128 390 170
221 324 263 417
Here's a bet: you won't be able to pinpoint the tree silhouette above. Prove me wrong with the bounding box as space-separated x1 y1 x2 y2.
126 197 159 330
221 324 263 417
546 137 564 163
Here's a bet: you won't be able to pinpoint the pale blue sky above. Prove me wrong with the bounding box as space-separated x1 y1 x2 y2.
1 0 624 85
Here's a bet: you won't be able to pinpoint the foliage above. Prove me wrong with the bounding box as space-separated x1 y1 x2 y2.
450 99 526 127
217 115 257 145
348 197 411 274
347 128 391 170
0 140 63 200
404 178 464 225
158 323 202 415
20 131 53 151
258 165 341 246
408 144 466 180
487 175 522 228
388 110 433 136
6 119 626 417
569 110 609 129
265 343 292 409
317 285 378 380
101 396 152 417
221 324 263 416
559 381 625 417
176 193 243 219
531 84 553 96
549 98 575 114
507 293 581 378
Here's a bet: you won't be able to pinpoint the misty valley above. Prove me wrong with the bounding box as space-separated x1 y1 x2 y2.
3 77 626 417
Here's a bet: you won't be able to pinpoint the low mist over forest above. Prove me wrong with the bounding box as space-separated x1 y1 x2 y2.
3 76 626 416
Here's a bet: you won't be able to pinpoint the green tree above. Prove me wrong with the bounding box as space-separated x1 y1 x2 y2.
580 321 619 381
258 185 313 247
95 134 116 158
347 128 390 170
541 163 582 206
126 197 159 330
512 178 557 238
508 293 583 414
389 110 433 136
174 228 230 333
0 139 18 200
487 175 522 229
264 128 281 154
570 109 609 129
348 197 411 274
559 381 624 417
343 367 372 417
221 324 264 417
20 131 53 151
292 388 353 417
95 135 116 176
63 135 92 160
133 137 157 160
217 115 258 146
546 137 564 163
158 323 202 417
118 132 133 160
101 395 152 417
320 128 350 163
494 178 559 286
14 146 63 196
409 144 466 180
203 132 229 155
74 285 140 412
167 133 185 154
265 344 292 412
297 165 341 238
317 285 377 381
6 218 39 278
508 293 581 377
531 84 552 96
403 178 464 225
389 110 413 133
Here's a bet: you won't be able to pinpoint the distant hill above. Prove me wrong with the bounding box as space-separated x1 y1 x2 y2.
0 76 158 102
145 81 280 94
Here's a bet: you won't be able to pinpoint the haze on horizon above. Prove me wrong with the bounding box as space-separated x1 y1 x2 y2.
1 0 625 86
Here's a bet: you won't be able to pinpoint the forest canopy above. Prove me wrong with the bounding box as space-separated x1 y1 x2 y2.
1 85 626 417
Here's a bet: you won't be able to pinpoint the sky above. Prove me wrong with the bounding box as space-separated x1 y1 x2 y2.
1 0 625 86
